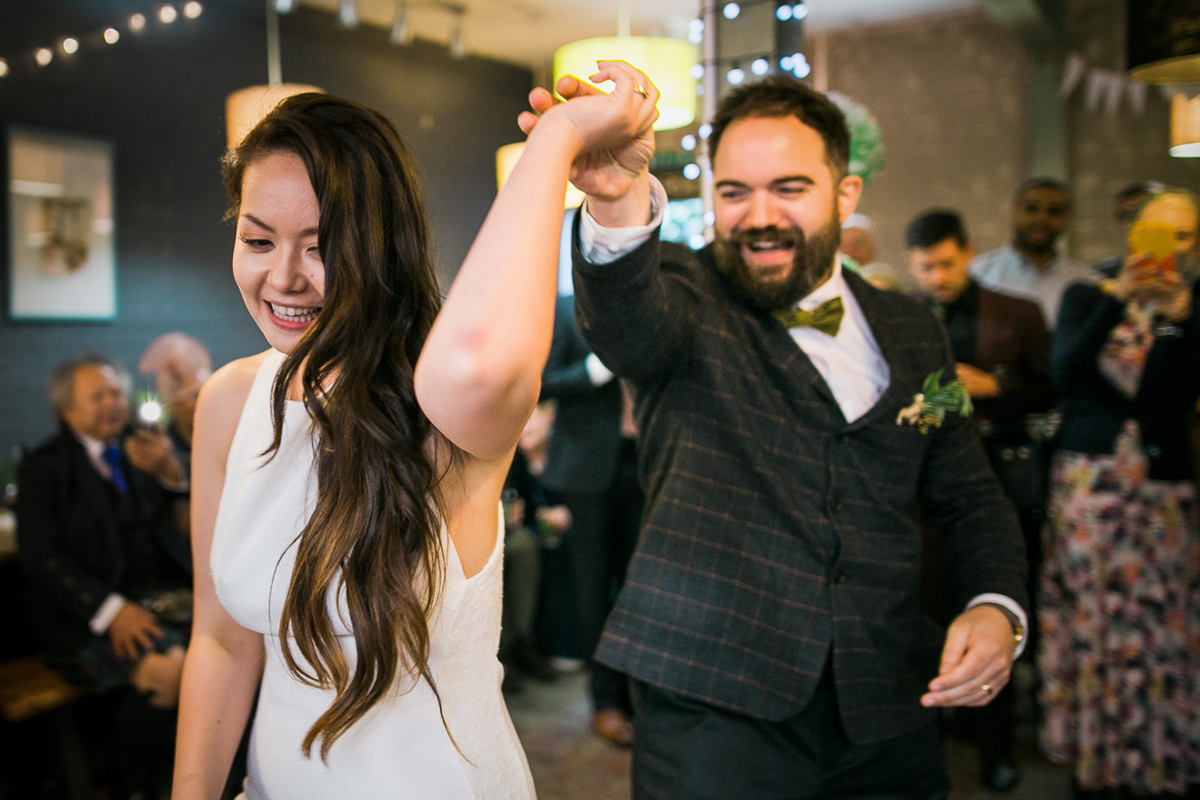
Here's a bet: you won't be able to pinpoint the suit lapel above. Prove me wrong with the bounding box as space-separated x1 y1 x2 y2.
841 272 908 432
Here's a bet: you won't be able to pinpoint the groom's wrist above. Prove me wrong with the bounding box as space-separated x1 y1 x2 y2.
584 171 652 229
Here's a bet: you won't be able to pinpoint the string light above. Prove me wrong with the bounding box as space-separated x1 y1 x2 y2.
0 59 8 77
159 5 177 23
727 65 745 85
683 163 701 180
681 134 697 151
698 123 713 140
62 38 79 54
130 13 146 30
104 28 120 44
687 18 704 44
723 3 741 20
751 57 769 75
275 0 294 12
792 2 809 20
776 5 792 20
183 2 203 19
689 63 704 80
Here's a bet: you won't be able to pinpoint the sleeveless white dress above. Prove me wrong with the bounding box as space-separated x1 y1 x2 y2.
210 350 536 799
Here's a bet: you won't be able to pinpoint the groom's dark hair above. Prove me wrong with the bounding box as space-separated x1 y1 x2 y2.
709 75 851 179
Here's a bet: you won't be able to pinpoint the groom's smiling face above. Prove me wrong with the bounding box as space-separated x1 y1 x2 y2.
711 115 854 312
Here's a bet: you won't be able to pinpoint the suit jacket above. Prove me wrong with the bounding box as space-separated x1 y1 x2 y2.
924 282 1053 426
572 229 1028 745
540 294 626 496
17 427 192 656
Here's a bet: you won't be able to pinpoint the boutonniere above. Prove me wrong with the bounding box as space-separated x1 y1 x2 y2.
895 368 973 434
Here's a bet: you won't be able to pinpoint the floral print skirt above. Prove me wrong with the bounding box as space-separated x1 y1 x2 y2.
1038 429 1200 794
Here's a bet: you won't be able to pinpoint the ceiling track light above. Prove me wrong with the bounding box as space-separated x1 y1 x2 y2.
390 1 413 45
339 0 359 29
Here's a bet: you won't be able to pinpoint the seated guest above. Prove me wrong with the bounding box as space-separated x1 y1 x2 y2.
906 209 1054 792
138 332 213 537
137 332 213 482
500 402 568 691
17 354 193 799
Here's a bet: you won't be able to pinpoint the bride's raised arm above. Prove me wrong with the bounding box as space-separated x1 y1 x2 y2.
414 61 659 462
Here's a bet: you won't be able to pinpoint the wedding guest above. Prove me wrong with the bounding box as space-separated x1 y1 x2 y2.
540 292 644 746
500 402 568 691
18 355 192 799
173 64 658 799
907 209 1053 792
526 73 1029 799
971 178 1093 327
841 212 901 291
1039 189 1200 798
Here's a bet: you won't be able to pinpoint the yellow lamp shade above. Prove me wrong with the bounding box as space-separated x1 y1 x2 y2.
496 142 586 208
225 83 323 150
554 36 697 131
1171 93 1200 157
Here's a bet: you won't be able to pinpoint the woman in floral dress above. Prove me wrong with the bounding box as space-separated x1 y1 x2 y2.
1040 190 1200 797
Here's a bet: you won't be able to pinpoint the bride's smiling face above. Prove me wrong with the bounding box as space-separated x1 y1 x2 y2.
232 150 325 354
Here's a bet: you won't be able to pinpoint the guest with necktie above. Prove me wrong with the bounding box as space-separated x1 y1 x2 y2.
17 354 192 800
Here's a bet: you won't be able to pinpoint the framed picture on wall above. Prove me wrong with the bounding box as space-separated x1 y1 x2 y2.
7 126 116 321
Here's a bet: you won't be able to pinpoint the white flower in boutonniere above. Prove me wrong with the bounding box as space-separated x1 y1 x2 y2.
896 368 973 434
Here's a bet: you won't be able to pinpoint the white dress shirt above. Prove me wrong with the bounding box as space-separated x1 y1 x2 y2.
580 181 1027 651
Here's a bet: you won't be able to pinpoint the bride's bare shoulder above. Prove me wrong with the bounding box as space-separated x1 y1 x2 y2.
195 350 273 453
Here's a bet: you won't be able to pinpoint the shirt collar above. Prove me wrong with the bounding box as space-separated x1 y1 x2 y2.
797 259 845 312
1005 244 1060 271
75 431 112 461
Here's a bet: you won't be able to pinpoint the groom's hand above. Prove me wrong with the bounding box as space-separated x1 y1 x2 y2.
920 604 1014 708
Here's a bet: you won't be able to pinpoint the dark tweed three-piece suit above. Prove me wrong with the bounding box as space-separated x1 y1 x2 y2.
572 229 1028 794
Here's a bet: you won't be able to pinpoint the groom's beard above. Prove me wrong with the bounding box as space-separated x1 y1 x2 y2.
712 214 842 313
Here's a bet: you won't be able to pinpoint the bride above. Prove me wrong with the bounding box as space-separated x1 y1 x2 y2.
171 62 659 799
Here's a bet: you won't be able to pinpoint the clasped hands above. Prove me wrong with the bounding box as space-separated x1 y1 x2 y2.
517 60 659 222
920 604 1015 708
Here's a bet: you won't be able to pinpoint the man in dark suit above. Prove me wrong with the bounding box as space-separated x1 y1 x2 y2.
525 69 1028 797
18 355 192 798
906 210 1054 791
541 293 644 744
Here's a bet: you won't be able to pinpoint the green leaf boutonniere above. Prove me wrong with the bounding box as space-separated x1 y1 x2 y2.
895 368 973 434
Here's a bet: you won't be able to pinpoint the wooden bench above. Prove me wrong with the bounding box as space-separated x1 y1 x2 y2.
0 657 92 799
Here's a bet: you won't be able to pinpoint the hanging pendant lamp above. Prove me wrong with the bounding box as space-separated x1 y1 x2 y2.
225 0 322 150
552 3 696 131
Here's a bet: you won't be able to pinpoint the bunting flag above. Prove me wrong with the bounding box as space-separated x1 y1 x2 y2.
1060 52 1150 117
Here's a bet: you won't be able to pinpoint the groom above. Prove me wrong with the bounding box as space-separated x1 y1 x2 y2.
527 73 1029 797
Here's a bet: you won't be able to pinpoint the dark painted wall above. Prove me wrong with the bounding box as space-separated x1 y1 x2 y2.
0 1 532 462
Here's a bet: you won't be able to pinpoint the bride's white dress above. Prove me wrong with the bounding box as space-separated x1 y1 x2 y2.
210 349 536 799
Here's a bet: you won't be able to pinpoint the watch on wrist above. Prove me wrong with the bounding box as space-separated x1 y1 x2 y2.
980 602 1024 652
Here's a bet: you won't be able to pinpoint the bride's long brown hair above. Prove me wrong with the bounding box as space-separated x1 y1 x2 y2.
224 93 454 759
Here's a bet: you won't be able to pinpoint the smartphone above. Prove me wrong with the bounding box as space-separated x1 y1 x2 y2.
1128 220 1177 278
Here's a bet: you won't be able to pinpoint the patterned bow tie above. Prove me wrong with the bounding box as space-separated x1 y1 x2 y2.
774 296 844 337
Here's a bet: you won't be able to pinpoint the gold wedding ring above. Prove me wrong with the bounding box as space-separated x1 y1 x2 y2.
634 85 649 98
981 684 993 695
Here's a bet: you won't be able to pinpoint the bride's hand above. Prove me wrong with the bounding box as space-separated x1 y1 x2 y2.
517 61 658 203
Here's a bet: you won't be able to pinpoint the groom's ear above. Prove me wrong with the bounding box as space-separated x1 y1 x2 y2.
836 175 864 226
